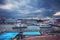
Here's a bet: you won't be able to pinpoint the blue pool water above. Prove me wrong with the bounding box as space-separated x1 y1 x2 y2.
0 32 18 40
23 32 40 35
0 32 40 40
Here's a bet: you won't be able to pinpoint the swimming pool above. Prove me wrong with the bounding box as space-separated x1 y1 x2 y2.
0 32 18 40
23 32 41 35
0 32 41 40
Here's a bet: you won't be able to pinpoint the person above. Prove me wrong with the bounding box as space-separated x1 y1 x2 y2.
15 32 23 40
13 32 23 40
41 31 47 36
19 32 23 39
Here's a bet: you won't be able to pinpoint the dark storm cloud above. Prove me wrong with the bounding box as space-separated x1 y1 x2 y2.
0 0 60 18
37 0 60 17
0 0 6 5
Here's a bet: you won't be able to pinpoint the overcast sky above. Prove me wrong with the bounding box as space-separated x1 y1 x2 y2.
0 0 60 18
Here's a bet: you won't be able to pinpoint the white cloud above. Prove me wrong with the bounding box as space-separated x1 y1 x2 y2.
0 4 13 10
18 10 30 14
31 8 53 13
0 0 53 15
12 0 29 6
0 0 30 10
34 9 43 13
19 0 28 6
33 8 45 13
54 12 60 16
